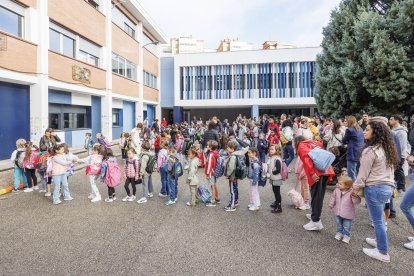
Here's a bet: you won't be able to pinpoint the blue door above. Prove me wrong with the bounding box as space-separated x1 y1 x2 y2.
0 82 30 159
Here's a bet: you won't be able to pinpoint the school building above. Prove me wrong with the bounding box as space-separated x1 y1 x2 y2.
0 0 167 159
161 47 320 123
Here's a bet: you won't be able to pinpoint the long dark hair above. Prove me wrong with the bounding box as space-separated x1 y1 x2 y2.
332 119 342 135
294 135 307 151
364 121 399 168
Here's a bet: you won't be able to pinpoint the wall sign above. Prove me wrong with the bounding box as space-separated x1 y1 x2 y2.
72 65 91 84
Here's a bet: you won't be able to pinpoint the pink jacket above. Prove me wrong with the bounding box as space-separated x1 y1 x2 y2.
328 188 361 220
295 158 306 179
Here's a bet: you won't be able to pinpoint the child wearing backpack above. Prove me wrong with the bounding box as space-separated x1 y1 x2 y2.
84 133 94 155
205 140 221 207
186 147 200 206
51 144 74 205
96 133 110 148
247 148 261 211
224 141 248 212
23 142 40 193
267 144 284 213
77 144 104 203
119 132 127 160
37 145 51 194
10 139 28 193
157 140 170 198
100 148 121 203
165 145 183 206
122 148 140 202
138 141 155 204
257 132 268 163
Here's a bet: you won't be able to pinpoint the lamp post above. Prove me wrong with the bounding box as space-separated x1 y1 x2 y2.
142 41 159 48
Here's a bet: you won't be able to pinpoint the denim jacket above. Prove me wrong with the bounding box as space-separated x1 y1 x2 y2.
248 158 261 185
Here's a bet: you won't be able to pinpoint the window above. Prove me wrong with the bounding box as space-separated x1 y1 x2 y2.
143 70 157 89
49 103 88 130
112 111 120 126
112 7 136 39
64 113 86 129
79 50 99 66
0 5 24 37
49 26 75 58
62 35 75 57
86 0 99 9
143 34 157 55
124 23 135 38
49 28 60 52
79 38 100 66
49 114 60 130
112 53 136 81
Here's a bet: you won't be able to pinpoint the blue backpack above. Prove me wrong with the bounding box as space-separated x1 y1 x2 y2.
214 156 225 178
197 183 212 203
168 156 183 179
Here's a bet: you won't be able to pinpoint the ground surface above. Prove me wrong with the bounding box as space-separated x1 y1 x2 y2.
0 163 412 275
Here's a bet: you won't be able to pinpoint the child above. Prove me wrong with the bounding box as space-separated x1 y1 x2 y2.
154 131 161 157
267 144 284 213
51 144 74 204
165 146 181 206
23 142 40 192
37 145 51 194
77 144 104 202
247 147 261 211
122 148 140 202
257 132 268 163
119 132 127 159
267 128 279 147
138 141 155 204
84 133 94 155
328 176 361 243
96 133 110 148
295 157 310 210
100 148 119 202
157 140 170 198
186 147 200 206
224 141 248 212
63 143 77 178
205 140 220 207
10 139 28 192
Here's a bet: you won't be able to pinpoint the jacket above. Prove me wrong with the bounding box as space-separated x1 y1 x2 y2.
124 157 140 180
140 151 155 177
39 135 61 149
248 158 261 185
187 157 200 186
281 127 294 143
342 127 364 161
297 140 335 186
257 138 268 153
267 134 279 146
203 129 220 148
52 154 72 176
392 126 408 158
267 155 282 181
205 150 220 178
328 188 361 220
225 147 248 181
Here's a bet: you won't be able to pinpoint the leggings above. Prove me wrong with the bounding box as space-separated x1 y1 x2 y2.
24 169 37 188
108 187 116 198
272 185 281 204
124 178 136 196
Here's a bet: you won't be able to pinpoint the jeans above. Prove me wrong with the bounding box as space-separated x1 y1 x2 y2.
394 158 406 191
159 165 169 196
283 143 295 167
259 151 266 163
310 175 329 222
142 175 153 197
24 169 37 188
365 184 393 254
52 174 70 203
336 216 353 237
167 174 178 201
347 160 359 182
39 171 47 190
13 167 28 189
400 173 414 229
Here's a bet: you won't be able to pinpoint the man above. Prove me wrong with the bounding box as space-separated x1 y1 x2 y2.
409 114 414 155
203 122 220 148
390 115 408 193
143 117 149 128
360 112 369 131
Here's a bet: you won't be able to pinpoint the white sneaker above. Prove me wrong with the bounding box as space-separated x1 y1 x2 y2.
91 196 101 203
158 193 168 197
32 186 39 191
38 189 46 193
44 192 51 197
408 237 414 242
24 188 33 193
247 204 254 209
105 198 114 203
404 240 414 251
147 193 154 198
335 232 343 241
127 195 136 202
122 196 131 202
342 235 350 244
306 214 312 220
248 206 260 211
112 196 117 201
137 197 147 204
303 220 323 231
53 200 62 205
365 238 378 248
64 196 74 201
88 194 95 199
362 248 390 263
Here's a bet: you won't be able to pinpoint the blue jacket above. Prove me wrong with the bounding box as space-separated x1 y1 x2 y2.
257 138 268 153
342 127 364 161
248 158 261 185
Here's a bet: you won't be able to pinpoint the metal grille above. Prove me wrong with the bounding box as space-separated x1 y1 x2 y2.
0 34 7 51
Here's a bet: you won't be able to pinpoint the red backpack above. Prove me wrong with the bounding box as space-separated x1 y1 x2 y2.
103 159 122 188
23 151 40 170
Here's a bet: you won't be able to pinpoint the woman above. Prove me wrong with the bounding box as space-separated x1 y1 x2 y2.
400 154 414 250
324 119 346 151
130 123 144 155
342 115 364 182
281 119 294 167
353 121 399 263
39 128 61 149
295 135 335 231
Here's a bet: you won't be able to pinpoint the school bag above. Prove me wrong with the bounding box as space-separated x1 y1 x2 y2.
308 144 335 172
197 183 212 203
103 138 111 148
37 154 49 173
15 151 25 168
235 155 248 180
144 154 157 174
251 160 268 187
86 155 103 175
46 157 54 178
103 159 122 188
23 151 40 170
168 156 183 179
214 156 225 178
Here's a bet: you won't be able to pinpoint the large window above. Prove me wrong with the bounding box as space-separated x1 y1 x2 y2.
112 7 136 39
112 53 137 81
64 113 86 129
79 38 100 66
49 104 88 130
143 70 157 89
0 5 24 37
112 110 120 126
124 23 135 38
143 34 157 55
49 27 75 58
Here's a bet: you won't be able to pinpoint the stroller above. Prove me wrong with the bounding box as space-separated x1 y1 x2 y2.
329 146 347 185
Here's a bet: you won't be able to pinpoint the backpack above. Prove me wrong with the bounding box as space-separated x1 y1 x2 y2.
87 155 103 175
103 138 111 148
252 160 268 187
46 157 54 177
235 155 248 180
275 157 289 181
197 183 212 203
144 154 157 174
103 159 122 188
23 151 40 170
168 156 183 179
308 144 335 172
214 156 225 178
37 153 49 173
14 151 24 168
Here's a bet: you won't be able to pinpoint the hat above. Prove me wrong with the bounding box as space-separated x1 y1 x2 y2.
370 116 388 126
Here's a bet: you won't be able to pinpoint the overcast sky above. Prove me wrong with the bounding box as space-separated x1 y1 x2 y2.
138 0 342 49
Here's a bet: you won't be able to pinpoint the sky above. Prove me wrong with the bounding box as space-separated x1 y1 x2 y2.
138 0 343 49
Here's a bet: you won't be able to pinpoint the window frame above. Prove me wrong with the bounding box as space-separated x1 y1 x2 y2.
0 5 24 38
112 53 137 81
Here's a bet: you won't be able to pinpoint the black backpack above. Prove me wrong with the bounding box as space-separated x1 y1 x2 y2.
144 154 157 174
235 155 248 180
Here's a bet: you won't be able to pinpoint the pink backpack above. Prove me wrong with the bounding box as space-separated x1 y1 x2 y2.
87 155 103 175
103 138 111 148
46 157 54 178
277 157 289 181
23 151 40 170
103 159 121 188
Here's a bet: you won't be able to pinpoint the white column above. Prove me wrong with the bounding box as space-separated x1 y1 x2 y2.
136 21 144 123
101 0 113 140
30 0 49 145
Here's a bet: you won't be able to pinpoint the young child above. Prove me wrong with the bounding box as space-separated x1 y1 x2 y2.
328 175 361 243
10 139 28 193
96 133 110 148
119 132 127 160
257 132 268 163
122 148 140 202
186 147 200 206
23 142 40 192
205 140 220 207
100 148 119 202
267 144 284 213
295 157 310 210
165 146 181 206
154 130 161 157
77 144 104 202
267 128 279 147
37 145 51 194
84 133 94 155
224 141 248 212
247 147 261 211
51 144 74 205
157 140 170 198
138 141 155 204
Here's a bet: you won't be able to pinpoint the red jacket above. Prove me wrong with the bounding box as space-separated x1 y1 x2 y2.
267 134 279 146
161 119 168 127
268 123 280 136
205 150 220 177
297 140 334 186
154 135 161 149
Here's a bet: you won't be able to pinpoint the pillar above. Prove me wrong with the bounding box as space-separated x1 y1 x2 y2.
173 106 183 124
251 104 259 120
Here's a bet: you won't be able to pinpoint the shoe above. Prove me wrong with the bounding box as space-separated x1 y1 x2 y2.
248 204 254 209
215 199 221 204
32 186 39 191
88 194 95 199
158 193 168 198
342 235 350 244
270 201 277 208
365 238 377 248
122 196 131 202
105 198 114 203
224 206 236 212
186 202 195 206
234 202 239 207
306 214 312 220
184 165 189 170
206 202 217 207
91 196 101 203
249 206 260 211
404 240 414 251
335 232 343 241
12 189 20 193
137 197 147 204
24 188 33 193
53 200 62 205
64 196 74 201
127 195 137 202
147 193 154 198
303 220 323 231
44 192 51 197
112 196 117 201
288 169 292 173
303 203 311 210
362 248 390 263
38 189 46 193
271 203 282 213
165 199 176 206
408 237 414 242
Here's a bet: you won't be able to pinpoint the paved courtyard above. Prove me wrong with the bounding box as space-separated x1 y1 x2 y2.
0 165 412 275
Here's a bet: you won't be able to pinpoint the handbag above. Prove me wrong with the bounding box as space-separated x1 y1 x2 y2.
308 144 335 172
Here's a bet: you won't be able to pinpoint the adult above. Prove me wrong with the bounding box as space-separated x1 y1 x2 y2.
400 154 414 250
324 119 346 151
353 121 399 263
143 117 149 128
202 122 220 148
295 136 335 231
130 123 144 155
262 114 269 134
191 116 198 125
152 119 160 133
360 112 370 131
161 118 168 128
390 115 408 193
281 119 294 167
409 114 414 155
342 115 364 182
39 128 61 149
